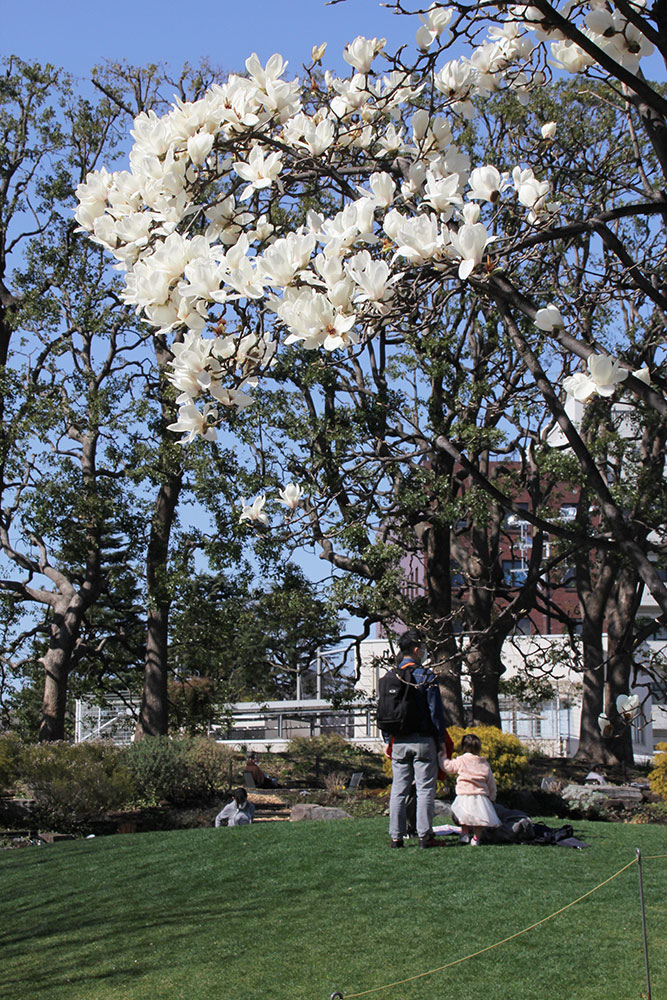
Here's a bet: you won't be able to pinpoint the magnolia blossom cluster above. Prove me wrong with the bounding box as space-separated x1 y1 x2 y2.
422 0 655 110
563 355 650 402
74 5 658 445
239 483 304 526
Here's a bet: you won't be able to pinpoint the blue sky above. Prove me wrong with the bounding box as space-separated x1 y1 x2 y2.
3 0 416 80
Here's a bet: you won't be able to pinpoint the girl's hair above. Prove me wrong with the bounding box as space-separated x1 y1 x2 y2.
233 787 248 807
461 733 482 755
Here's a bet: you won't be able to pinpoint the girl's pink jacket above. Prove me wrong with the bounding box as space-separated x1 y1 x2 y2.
442 752 497 800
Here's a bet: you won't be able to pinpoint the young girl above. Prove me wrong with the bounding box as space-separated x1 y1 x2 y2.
441 733 500 845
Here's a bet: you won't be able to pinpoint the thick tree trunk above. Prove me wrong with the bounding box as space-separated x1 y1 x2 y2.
467 638 504 727
432 638 464 726
574 623 606 763
604 565 642 767
39 652 70 742
138 604 170 737
419 509 465 726
136 466 183 739
38 598 86 741
573 507 616 763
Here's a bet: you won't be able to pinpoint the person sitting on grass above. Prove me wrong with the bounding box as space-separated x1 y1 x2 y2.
441 732 500 845
214 788 256 827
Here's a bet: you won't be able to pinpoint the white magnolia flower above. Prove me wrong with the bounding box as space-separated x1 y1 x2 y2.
376 122 407 154
167 331 219 402
239 494 269 526
616 693 640 722
233 144 283 201
167 402 218 444
278 482 303 509
343 35 386 74
512 166 551 210
273 286 357 351
390 212 445 264
534 303 563 331
550 39 595 74
311 42 327 64
423 170 463 218
187 131 214 165
598 712 614 738
541 121 557 140
245 51 288 89
320 198 377 247
416 4 453 50
401 162 428 200
563 354 629 401
434 59 476 101
259 232 316 287
210 384 255 409
346 250 397 303
449 205 493 279
363 171 396 208
467 165 510 204
74 167 114 231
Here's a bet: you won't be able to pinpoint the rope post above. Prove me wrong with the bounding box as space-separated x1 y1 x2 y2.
636 848 652 1000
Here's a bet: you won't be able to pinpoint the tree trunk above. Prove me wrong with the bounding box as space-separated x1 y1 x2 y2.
467 637 504 727
39 652 70 742
136 465 183 739
604 565 642 767
38 598 86 741
138 603 170 737
574 513 616 763
574 621 606 763
419 512 465 726
432 638 464 726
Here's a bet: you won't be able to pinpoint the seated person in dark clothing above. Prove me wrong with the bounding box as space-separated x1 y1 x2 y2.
244 752 278 788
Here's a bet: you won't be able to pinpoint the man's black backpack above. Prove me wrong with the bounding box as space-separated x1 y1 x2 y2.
376 662 424 736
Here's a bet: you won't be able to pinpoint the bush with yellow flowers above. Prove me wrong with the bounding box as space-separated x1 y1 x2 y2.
446 725 530 793
648 743 667 802
381 725 530 794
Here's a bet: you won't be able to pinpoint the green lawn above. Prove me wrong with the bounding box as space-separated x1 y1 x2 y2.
1 818 665 1000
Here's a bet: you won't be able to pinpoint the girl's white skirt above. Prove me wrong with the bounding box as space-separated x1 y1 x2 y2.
451 794 500 828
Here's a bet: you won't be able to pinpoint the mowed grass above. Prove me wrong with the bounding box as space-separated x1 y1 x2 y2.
1 817 665 1000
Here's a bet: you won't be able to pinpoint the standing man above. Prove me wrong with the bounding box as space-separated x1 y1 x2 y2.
382 630 448 849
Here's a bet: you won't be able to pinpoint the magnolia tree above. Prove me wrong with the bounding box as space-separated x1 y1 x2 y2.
76 4 667 684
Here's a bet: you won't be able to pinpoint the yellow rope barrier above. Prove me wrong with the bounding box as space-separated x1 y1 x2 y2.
338 857 639 1000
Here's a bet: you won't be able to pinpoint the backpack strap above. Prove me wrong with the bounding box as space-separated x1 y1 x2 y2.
398 661 430 689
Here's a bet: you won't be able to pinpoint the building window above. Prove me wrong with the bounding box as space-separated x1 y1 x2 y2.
503 560 528 586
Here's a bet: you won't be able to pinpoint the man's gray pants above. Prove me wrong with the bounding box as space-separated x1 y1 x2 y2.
389 736 438 840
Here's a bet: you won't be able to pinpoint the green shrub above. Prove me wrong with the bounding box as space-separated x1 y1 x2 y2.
21 741 135 831
446 725 530 792
0 732 23 794
649 743 667 802
124 736 234 805
123 736 193 805
279 735 385 787
185 738 237 798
